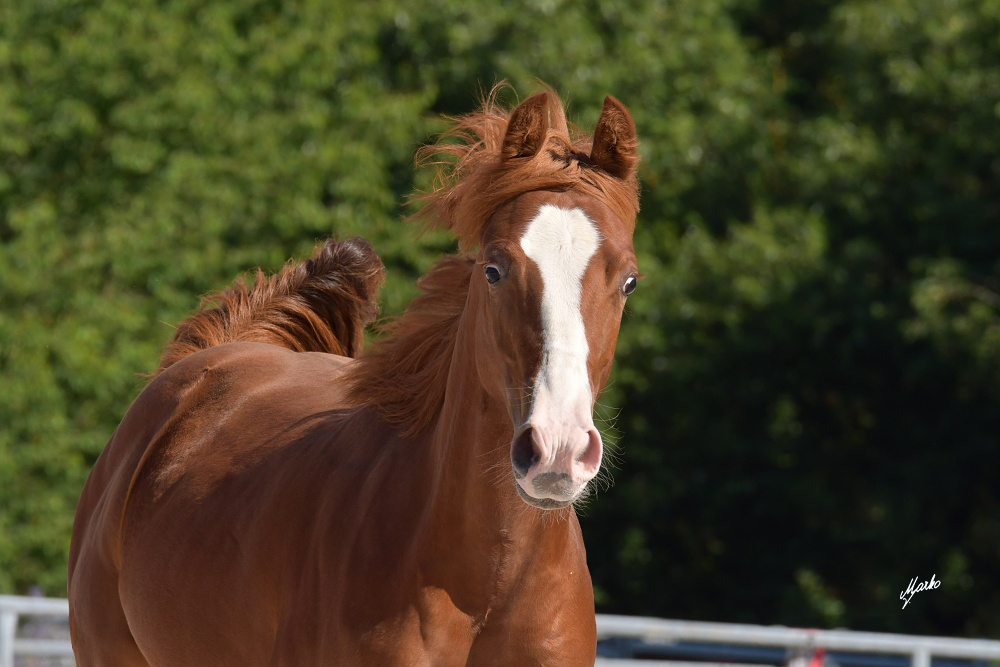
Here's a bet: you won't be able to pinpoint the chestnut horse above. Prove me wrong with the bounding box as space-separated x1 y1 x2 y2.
68 89 640 666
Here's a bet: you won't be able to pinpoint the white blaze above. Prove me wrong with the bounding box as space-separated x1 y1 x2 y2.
520 204 600 458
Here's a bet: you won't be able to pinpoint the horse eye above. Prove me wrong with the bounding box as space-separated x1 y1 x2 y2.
622 275 637 296
485 265 502 285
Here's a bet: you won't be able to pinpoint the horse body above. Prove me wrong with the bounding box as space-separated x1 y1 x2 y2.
69 89 639 666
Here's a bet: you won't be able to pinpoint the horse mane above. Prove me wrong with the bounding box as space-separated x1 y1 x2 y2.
154 238 384 376
344 86 639 437
342 254 473 438
411 85 640 250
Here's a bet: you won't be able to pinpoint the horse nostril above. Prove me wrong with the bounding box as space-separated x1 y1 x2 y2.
511 428 539 479
576 427 603 476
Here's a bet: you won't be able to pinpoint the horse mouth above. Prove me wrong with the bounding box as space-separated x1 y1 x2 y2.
514 482 574 510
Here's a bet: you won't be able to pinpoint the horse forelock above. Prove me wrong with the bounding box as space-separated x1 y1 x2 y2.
411 85 640 251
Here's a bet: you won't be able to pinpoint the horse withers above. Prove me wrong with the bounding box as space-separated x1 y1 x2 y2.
68 88 641 666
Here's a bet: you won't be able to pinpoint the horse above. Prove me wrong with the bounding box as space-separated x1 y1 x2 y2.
68 87 641 666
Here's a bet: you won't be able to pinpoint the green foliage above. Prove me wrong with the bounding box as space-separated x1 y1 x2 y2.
2 0 997 637
589 0 1000 636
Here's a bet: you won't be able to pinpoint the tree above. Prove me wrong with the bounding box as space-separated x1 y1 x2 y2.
2 0 998 637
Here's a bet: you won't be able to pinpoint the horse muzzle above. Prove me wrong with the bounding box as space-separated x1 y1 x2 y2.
510 421 603 509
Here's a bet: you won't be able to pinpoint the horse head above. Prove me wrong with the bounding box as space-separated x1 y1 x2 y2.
465 93 640 509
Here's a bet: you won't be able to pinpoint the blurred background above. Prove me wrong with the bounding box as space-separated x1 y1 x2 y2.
1 0 998 639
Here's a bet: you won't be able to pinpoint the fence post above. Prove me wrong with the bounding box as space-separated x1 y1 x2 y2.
912 647 931 667
0 609 16 667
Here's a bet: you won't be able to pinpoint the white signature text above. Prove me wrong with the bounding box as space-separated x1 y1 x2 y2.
900 574 941 609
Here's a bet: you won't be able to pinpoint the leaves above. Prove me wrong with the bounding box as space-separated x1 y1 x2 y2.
1 0 998 637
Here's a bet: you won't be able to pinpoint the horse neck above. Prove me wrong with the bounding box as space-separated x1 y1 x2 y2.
398 299 581 617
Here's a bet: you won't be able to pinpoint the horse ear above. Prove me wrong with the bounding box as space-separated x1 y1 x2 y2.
590 96 638 180
502 92 550 160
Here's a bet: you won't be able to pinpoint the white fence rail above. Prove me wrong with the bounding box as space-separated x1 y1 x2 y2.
0 595 73 667
3 595 999 667
594 616 1000 667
